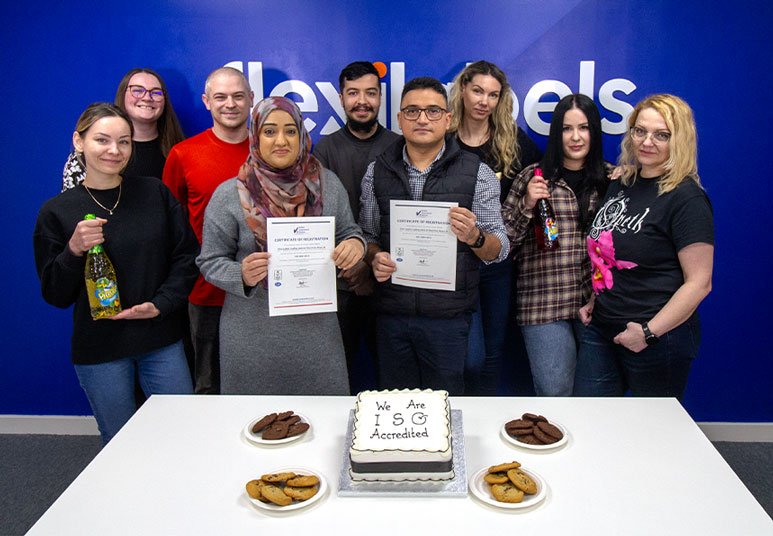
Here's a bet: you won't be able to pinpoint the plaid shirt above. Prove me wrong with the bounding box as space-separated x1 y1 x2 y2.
360 143 509 263
502 162 609 325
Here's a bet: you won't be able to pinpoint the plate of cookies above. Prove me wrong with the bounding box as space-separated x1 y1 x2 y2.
245 467 327 511
469 462 546 510
243 411 311 445
501 413 567 450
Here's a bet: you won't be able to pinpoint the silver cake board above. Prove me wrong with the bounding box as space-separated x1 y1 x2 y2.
338 409 467 497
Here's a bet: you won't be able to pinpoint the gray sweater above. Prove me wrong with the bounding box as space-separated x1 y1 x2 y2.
197 170 364 394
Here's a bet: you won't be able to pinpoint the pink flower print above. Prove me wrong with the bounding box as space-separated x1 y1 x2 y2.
587 231 637 294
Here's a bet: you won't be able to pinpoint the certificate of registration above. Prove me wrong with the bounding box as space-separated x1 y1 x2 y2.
389 200 458 291
266 217 337 316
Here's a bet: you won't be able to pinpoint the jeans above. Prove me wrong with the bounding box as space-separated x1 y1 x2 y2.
74 341 193 444
376 313 471 395
573 313 701 400
188 303 221 394
521 320 584 396
465 257 512 395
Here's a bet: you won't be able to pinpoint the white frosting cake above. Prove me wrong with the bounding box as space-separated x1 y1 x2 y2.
349 389 453 482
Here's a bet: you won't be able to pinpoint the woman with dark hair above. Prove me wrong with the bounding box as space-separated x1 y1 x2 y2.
448 60 541 395
574 94 713 400
197 96 365 395
34 103 198 444
62 68 186 190
502 93 610 396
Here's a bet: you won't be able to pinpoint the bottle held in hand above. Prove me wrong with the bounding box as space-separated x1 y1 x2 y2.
83 214 122 319
532 169 559 251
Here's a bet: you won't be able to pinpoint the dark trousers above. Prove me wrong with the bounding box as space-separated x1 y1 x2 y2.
376 313 471 395
188 303 221 394
574 313 701 401
337 289 379 391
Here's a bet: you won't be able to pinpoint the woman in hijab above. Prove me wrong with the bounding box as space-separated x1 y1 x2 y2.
197 97 365 395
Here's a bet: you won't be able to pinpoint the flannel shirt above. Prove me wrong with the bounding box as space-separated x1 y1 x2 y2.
502 162 609 325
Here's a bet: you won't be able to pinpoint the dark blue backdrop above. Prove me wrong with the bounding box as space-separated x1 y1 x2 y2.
3 1 771 422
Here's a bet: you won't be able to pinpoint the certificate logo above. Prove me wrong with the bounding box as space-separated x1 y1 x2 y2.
293 226 310 235
416 210 429 217
274 269 282 281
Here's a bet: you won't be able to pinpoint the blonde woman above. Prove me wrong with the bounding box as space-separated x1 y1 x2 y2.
449 61 541 395
574 94 714 400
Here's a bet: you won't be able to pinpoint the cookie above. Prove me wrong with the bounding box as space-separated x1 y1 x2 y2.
261 472 296 482
490 482 524 503
507 468 538 494
536 421 564 441
522 413 548 424
508 426 536 437
262 420 290 440
251 413 277 434
286 422 309 438
488 461 521 473
483 472 509 484
286 475 319 487
260 483 292 506
284 415 301 426
505 419 534 431
533 426 558 445
517 434 544 445
245 479 268 502
284 485 318 501
276 411 295 421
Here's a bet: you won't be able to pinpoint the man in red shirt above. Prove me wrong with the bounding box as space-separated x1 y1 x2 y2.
163 67 253 393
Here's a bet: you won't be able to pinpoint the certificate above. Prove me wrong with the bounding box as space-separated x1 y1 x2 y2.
266 217 337 316
389 200 458 291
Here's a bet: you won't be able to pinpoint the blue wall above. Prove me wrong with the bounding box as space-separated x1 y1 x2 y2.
3 1 771 422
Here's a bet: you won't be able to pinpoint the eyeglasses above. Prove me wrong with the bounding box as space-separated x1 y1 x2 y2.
127 85 165 100
400 106 447 121
630 127 671 144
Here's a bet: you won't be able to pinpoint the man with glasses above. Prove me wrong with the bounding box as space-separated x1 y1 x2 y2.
163 67 254 394
359 76 508 394
312 61 400 391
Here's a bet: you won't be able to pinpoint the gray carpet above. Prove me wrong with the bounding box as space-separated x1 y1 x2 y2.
1 436 770 534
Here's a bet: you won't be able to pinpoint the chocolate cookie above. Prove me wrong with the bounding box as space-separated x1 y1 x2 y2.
522 413 548 423
508 426 536 437
533 426 558 445
286 422 309 437
251 413 277 434
536 421 564 441
283 415 301 426
262 420 290 440
276 411 294 421
505 419 534 431
517 434 544 445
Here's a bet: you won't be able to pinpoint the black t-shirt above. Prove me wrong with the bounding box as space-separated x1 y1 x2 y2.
588 174 714 326
457 127 542 204
560 167 583 193
125 139 166 179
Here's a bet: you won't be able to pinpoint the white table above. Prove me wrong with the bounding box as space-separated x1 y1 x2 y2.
28 395 772 535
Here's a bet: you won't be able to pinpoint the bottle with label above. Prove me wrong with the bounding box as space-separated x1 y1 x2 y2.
83 214 122 319
532 168 560 251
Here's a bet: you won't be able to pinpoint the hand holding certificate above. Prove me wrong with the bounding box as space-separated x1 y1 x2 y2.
266 217 337 316
389 200 458 291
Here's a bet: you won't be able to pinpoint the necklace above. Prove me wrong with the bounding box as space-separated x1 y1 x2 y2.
460 128 490 147
83 182 122 215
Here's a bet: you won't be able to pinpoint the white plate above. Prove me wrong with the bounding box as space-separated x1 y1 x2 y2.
501 419 568 450
247 466 327 512
468 465 546 510
243 413 311 446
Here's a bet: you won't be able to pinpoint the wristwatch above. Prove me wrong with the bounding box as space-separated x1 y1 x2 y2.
470 230 486 249
642 322 660 346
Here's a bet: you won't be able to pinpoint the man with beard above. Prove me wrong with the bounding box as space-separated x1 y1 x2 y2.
313 61 399 390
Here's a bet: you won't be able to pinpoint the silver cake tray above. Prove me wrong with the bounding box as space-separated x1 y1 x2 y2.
338 409 467 497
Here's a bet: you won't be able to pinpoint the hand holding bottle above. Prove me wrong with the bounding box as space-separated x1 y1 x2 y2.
524 170 550 210
69 217 107 256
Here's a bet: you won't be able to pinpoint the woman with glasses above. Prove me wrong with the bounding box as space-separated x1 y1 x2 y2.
448 61 541 395
34 103 198 444
62 68 185 191
573 94 713 400
502 94 610 396
197 97 365 395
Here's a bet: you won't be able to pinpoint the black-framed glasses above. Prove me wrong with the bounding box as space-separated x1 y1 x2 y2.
400 106 447 121
630 127 670 144
127 85 165 100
